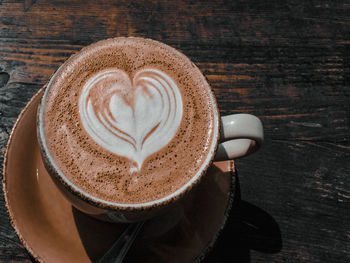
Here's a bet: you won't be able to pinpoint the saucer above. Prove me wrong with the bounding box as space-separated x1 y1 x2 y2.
2 88 236 263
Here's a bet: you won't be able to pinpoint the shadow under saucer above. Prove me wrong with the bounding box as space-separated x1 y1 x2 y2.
203 173 282 263
2 87 236 263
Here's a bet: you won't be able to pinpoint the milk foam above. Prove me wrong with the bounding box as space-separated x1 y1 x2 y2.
79 68 183 169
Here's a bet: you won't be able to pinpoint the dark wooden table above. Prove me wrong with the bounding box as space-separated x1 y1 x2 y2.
1 0 349 262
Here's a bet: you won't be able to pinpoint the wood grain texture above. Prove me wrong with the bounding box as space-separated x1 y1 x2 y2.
1 0 350 262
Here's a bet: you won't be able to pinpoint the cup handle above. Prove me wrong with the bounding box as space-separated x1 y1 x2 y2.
214 114 264 161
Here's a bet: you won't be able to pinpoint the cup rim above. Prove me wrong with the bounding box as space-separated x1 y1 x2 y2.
37 37 220 211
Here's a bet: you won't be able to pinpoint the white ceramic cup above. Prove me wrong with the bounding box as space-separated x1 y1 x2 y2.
37 37 264 223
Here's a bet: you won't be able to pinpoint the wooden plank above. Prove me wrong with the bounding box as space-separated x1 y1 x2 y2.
208 139 350 262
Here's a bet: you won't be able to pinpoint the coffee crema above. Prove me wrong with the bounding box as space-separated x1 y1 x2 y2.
41 37 218 205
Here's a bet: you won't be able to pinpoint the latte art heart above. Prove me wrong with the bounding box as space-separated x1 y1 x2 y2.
79 68 183 169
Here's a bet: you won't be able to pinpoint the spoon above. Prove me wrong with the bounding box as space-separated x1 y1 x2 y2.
97 221 144 263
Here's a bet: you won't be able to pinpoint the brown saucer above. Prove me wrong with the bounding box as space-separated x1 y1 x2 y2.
2 88 235 263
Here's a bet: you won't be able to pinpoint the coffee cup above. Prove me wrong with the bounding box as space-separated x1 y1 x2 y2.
37 37 263 223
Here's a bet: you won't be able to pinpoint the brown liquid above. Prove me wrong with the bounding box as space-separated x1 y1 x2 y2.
43 37 217 204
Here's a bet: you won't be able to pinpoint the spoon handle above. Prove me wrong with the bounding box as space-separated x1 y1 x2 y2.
98 221 144 263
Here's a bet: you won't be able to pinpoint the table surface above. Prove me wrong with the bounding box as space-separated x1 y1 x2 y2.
1 0 349 262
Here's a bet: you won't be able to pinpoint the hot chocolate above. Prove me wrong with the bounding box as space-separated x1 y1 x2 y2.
39 37 219 205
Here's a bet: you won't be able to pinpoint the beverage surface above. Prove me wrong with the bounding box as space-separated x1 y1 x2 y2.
42 37 218 204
